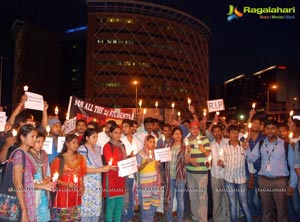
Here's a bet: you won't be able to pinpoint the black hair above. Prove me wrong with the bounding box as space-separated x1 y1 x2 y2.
80 128 98 145
171 127 183 136
162 124 172 130
106 120 117 126
16 124 37 147
144 117 154 125
278 122 289 130
87 121 100 133
109 124 121 133
132 120 138 125
264 119 278 128
13 111 34 129
76 119 87 126
145 135 155 141
36 130 46 139
227 124 240 133
60 134 78 154
122 119 133 127
291 119 300 128
153 118 161 124
212 124 223 132
182 119 191 125
251 114 262 123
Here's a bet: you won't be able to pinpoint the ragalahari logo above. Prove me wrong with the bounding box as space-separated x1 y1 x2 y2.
227 5 244 22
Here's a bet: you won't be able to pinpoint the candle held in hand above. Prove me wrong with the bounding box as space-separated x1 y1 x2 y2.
52 172 59 182
73 175 78 183
108 158 113 166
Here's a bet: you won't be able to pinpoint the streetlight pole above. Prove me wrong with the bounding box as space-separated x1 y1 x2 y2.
133 81 138 121
266 84 277 115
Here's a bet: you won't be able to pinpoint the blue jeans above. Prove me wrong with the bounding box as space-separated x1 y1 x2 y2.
224 181 252 222
288 182 300 219
142 204 157 222
122 178 135 221
167 179 185 222
247 175 262 216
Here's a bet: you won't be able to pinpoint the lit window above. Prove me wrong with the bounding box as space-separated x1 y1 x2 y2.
72 69 77 73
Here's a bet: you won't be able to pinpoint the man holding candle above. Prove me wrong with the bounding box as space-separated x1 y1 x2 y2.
185 121 211 222
47 118 62 163
96 120 117 155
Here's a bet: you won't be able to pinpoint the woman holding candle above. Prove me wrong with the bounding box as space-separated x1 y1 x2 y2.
78 128 111 222
164 127 186 222
102 125 127 222
137 135 161 222
28 131 55 222
50 134 87 221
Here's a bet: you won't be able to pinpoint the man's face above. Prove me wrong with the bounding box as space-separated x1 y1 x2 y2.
278 126 288 140
144 122 153 133
76 122 87 135
289 122 300 134
229 130 239 142
132 123 138 134
122 123 132 136
189 126 200 137
50 123 61 136
212 127 222 140
251 119 261 132
153 122 161 132
162 126 172 139
264 124 278 139
228 119 238 126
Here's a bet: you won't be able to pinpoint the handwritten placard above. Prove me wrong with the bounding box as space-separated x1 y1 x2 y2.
117 157 138 177
154 147 171 162
57 136 66 153
24 92 44 111
64 117 76 134
43 137 53 154
207 99 225 113
0 112 6 132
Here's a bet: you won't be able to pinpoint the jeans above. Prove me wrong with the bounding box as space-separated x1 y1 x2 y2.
247 174 262 216
288 181 300 219
224 181 252 222
142 204 157 222
122 177 135 221
167 179 185 222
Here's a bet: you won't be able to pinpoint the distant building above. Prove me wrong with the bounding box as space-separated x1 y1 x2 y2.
85 0 212 116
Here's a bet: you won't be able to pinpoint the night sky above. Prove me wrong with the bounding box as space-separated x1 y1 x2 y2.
0 0 299 87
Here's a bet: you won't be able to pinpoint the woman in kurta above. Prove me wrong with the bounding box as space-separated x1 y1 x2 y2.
137 135 161 222
51 134 87 221
28 131 52 222
164 127 186 222
102 124 127 222
78 128 111 222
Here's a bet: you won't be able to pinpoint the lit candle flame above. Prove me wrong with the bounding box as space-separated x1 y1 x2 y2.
73 175 78 183
216 111 220 116
290 110 294 117
46 125 50 135
155 101 158 109
252 103 256 109
207 155 212 162
185 138 189 146
149 150 152 159
248 123 252 129
12 129 17 137
171 102 175 109
289 132 293 139
177 111 181 117
54 106 59 115
52 172 59 182
244 132 248 139
143 109 147 115
108 158 113 166
162 135 165 143
203 109 207 117
23 85 29 92
65 113 69 120
138 100 142 108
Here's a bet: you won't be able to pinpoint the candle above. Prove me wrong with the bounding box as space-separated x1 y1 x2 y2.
73 175 78 183
185 138 189 146
252 103 256 109
244 132 248 139
54 106 59 115
248 122 252 133
138 100 142 109
162 135 165 143
197 135 202 145
155 101 158 110
289 132 293 139
290 110 294 117
12 129 17 137
143 109 147 115
66 113 69 120
46 125 50 135
23 85 29 92
219 148 223 157
207 155 212 162
216 111 220 116
187 98 191 109
108 158 113 166
203 109 207 117
171 102 175 114
177 111 181 121
149 150 152 159
52 172 59 182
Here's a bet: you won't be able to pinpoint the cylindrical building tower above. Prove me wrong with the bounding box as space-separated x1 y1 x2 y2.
86 0 212 115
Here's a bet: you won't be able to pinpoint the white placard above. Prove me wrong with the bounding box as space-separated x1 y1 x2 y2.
0 112 6 132
57 136 66 153
43 137 53 154
64 117 76 134
117 157 138 177
24 92 44 111
154 147 171 162
291 138 300 143
207 99 225 113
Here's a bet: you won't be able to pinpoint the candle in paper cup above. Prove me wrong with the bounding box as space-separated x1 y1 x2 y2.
252 103 256 109
216 111 220 116
290 110 294 117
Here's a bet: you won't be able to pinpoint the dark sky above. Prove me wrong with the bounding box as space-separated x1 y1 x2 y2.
0 0 299 86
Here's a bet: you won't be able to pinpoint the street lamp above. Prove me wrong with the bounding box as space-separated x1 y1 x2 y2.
267 84 277 114
133 80 138 120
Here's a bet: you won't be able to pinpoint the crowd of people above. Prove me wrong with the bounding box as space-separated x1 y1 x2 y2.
0 94 300 222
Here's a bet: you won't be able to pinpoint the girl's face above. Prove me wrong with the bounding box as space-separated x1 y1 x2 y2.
33 136 45 152
146 138 156 150
66 138 79 153
110 127 122 141
21 130 37 147
86 132 98 146
172 129 182 142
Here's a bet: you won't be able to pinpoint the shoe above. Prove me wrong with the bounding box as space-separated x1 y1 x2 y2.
172 211 177 218
154 212 160 221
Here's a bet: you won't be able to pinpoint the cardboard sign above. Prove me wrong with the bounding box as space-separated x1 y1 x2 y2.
43 137 53 154
117 157 138 177
24 92 44 111
0 112 6 132
154 147 171 162
64 117 76 134
57 136 66 153
207 99 225 113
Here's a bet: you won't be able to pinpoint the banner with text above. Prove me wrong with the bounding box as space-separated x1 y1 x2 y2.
69 96 134 125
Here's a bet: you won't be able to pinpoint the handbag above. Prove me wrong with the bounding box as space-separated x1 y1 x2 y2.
0 148 26 222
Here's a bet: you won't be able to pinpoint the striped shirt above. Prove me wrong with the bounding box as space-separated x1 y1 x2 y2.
186 135 211 174
170 145 180 179
221 141 247 184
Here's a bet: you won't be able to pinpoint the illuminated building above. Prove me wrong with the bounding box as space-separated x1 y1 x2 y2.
85 0 212 113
